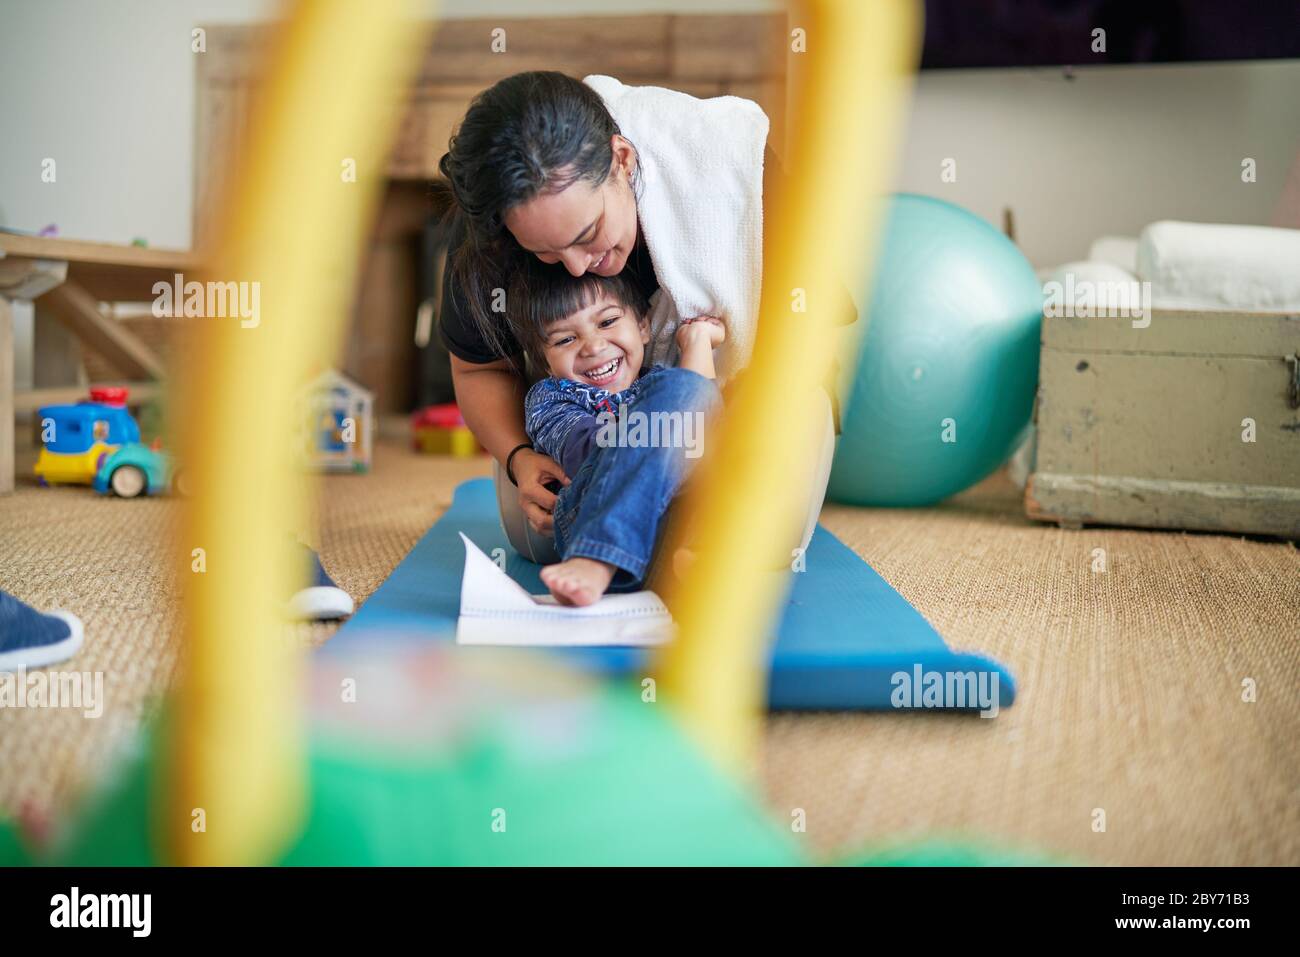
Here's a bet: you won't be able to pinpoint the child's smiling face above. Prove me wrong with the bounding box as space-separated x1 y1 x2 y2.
543 290 650 393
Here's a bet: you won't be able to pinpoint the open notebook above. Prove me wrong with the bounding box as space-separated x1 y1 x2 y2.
455 533 675 647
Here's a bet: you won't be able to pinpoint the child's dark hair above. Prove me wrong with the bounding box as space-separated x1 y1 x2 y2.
507 256 650 374
430 72 638 372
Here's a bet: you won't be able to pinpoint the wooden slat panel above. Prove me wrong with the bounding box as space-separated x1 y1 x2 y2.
389 90 480 180
194 24 254 248
412 16 672 84
196 24 269 83
193 81 259 252
198 16 786 185
197 16 686 83
389 79 738 180
193 83 235 252
669 13 787 82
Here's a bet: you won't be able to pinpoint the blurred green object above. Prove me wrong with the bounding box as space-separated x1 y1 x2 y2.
49 650 802 865
847 837 1065 867
35 702 1064 867
281 683 799 866
830 194 1043 507
0 819 32 866
38 641 1059 867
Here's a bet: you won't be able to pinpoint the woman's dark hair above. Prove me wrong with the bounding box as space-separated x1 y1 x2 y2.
507 255 650 375
431 72 632 370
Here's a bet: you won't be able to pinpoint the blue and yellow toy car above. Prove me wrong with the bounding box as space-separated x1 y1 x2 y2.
35 387 174 498
35 387 140 486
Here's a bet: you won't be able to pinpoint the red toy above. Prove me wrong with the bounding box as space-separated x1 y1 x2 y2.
411 403 480 457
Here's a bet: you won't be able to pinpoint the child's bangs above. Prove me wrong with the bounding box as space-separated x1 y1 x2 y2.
537 273 621 328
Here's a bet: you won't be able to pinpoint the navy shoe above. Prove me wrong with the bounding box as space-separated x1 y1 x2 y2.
286 545 354 621
0 591 84 670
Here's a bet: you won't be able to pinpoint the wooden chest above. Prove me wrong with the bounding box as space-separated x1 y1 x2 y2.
1025 309 1300 538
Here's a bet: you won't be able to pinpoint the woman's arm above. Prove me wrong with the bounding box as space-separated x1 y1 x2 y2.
449 353 530 462
450 354 570 533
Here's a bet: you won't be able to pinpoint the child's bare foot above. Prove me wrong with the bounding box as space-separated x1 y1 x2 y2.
672 547 696 580
541 557 617 607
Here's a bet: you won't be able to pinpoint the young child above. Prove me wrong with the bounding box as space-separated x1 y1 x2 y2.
511 266 725 607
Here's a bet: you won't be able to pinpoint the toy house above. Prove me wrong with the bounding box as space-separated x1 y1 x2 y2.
301 370 373 473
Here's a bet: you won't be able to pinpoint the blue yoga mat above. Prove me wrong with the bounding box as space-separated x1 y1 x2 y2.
324 478 1015 712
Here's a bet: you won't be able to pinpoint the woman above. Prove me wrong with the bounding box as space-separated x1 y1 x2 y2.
435 70 840 539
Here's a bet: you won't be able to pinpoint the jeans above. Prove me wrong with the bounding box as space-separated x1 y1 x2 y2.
552 366 721 589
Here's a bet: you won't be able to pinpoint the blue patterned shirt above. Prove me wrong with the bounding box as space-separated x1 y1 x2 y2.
524 365 671 478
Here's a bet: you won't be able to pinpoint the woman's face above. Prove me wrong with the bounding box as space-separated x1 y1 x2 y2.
504 135 639 279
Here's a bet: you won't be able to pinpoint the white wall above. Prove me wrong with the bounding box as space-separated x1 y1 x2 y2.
895 61 1300 267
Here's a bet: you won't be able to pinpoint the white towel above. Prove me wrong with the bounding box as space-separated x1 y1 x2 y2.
1136 220 1300 313
584 75 769 383
1087 236 1139 274
1041 260 1143 312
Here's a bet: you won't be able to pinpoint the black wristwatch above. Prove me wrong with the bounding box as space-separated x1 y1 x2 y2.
505 442 532 487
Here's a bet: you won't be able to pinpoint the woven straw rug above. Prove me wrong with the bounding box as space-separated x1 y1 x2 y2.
1 440 1296 864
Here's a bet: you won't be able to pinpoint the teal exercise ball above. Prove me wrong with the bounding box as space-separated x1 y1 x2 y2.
828 194 1042 507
